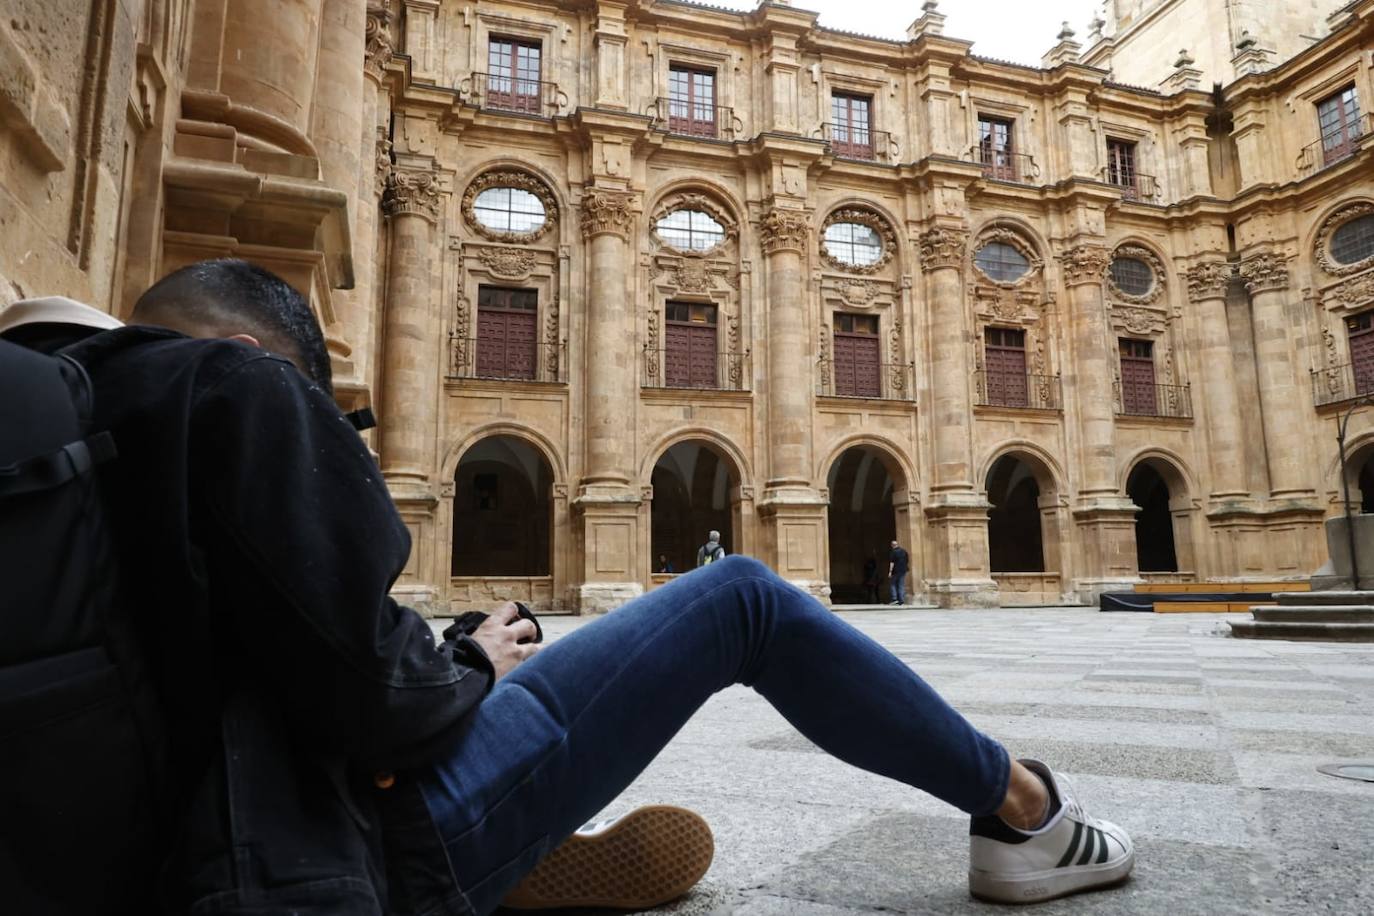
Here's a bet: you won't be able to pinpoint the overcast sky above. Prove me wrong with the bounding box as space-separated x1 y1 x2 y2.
709 1 1106 66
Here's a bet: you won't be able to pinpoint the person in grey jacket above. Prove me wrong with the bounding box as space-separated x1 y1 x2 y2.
696 530 727 567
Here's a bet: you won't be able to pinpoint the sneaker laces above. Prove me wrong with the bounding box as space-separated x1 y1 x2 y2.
1055 773 1085 822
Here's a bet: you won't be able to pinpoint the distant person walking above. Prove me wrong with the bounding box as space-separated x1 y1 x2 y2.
888 539 910 605
696 530 726 567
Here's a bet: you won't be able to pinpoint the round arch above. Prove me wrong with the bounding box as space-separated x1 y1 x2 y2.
816 433 916 493
1117 447 1197 508
824 441 912 604
967 214 1051 262
979 440 1066 501
442 421 568 487
454 158 571 215
818 197 905 241
639 426 751 488
450 433 556 578
1338 432 1374 513
646 436 744 575
645 178 746 229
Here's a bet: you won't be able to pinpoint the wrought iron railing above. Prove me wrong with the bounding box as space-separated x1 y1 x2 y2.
974 371 1061 410
447 336 567 384
1312 362 1374 407
641 348 751 391
815 361 916 402
647 98 742 140
1114 382 1194 419
458 72 568 117
815 123 899 163
1297 114 1374 174
1100 168 1160 202
969 146 1041 184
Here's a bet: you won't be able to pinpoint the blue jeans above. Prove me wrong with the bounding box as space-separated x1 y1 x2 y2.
890 571 907 605
418 556 1009 915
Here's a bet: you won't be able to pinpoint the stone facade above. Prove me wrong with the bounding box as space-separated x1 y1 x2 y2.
3 0 1374 612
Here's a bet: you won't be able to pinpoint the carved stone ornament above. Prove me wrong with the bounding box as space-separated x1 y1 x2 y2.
839 278 878 306
364 2 394 83
917 227 969 271
649 193 738 257
1331 273 1374 309
1238 251 1291 294
1105 244 1166 305
476 246 537 279
1316 202 1374 277
580 190 636 239
1057 244 1111 286
758 208 811 254
373 137 393 198
820 209 897 275
462 169 559 244
1184 260 1232 300
970 227 1044 287
383 168 442 223
1113 305 1161 336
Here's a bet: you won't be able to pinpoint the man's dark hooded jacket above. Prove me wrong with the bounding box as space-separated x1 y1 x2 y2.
67 326 490 914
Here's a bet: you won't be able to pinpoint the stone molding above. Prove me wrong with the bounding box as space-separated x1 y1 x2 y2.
1106 244 1166 305
1238 251 1291 294
579 190 637 240
649 192 738 257
820 208 896 275
917 227 968 271
462 169 559 244
364 2 395 84
1184 259 1233 300
758 208 811 255
474 246 537 279
1315 202 1374 277
1057 244 1111 286
970 226 1042 287
374 137 393 198
383 168 442 224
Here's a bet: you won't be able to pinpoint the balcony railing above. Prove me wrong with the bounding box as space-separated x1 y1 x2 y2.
1311 362 1374 407
974 371 1061 410
815 123 899 163
1297 114 1374 174
642 348 751 392
969 146 1041 184
1115 382 1193 419
816 361 916 402
447 337 567 384
1100 168 1160 202
458 72 568 117
647 98 742 141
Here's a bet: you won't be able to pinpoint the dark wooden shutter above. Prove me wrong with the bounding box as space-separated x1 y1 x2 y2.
665 321 717 388
834 329 880 398
985 329 1028 407
1349 313 1374 396
476 287 538 380
1119 339 1156 415
1107 140 1138 199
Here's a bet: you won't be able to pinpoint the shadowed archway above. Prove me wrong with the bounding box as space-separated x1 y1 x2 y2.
650 441 738 573
1128 463 1179 572
826 446 901 603
451 436 552 576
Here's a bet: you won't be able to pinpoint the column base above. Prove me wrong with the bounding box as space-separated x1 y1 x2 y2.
926 579 1000 609
576 581 645 614
924 496 994 607
1072 498 1140 593
390 583 441 617
1070 577 1140 606
573 485 644 613
758 486 828 591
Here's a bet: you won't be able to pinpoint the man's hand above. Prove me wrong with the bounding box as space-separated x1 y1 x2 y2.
470 602 541 681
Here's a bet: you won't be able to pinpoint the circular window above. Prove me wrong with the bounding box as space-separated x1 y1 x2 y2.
656 210 726 252
473 187 547 235
974 241 1030 283
1331 215 1374 265
1110 256 1154 296
823 222 884 267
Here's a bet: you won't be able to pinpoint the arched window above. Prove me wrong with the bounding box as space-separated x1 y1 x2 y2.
1331 215 1374 265
472 187 547 234
1110 256 1154 297
462 170 558 242
974 241 1031 283
655 209 726 252
823 221 884 267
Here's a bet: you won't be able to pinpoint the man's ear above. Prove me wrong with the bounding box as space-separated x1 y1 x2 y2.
226 333 261 348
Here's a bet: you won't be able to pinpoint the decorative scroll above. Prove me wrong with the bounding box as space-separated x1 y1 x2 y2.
545 296 560 377
1331 273 1374 307
462 169 559 243
758 208 810 254
383 168 442 223
819 208 897 275
1316 202 1374 277
1238 251 1291 294
475 246 537 279
1184 259 1232 300
364 2 395 82
917 226 968 271
817 323 831 390
374 137 393 198
1057 244 1110 286
1105 244 1167 305
889 320 906 393
450 290 471 376
580 190 636 239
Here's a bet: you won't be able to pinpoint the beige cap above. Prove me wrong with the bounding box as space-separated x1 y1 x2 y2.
0 296 124 336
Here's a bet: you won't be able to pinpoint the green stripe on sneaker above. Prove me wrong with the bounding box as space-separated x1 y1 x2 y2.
1055 822 1082 868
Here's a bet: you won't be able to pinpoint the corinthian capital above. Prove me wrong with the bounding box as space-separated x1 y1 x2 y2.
1238 251 1291 294
917 227 968 271
364 2 395 83
758 208 810 255
1057 244 1110 286
383 168 442 223
1184 259 1233 300
579 190 636 239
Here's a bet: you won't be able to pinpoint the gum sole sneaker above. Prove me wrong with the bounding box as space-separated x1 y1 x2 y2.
502 805 714 910
968 759 1134 904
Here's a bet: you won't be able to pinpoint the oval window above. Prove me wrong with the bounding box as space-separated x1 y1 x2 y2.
1110 256 1154 296
1331 215 1374 265
974 241 1030 283
655 209 726 252
473 187 547 234
823 222 884 267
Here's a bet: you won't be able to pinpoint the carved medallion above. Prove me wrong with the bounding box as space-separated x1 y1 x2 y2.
1331 273 1374 308
839 278 877 306
476 246 537 279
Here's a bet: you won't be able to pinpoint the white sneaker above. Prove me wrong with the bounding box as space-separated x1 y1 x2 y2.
968 759 1134 904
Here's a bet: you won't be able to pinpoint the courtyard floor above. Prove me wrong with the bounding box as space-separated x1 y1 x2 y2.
468 607 1374 915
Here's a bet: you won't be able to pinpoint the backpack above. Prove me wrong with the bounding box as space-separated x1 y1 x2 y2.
0 337 168 912
702 544 725 565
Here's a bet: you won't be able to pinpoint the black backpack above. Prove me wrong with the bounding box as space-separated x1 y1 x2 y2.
0 337 168 913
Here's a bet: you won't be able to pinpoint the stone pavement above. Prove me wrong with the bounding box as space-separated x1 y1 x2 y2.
473 607 1374 916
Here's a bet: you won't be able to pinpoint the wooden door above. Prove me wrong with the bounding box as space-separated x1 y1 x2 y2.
665 322 718 388
1119 339 1156 415
834 332 881 398
984 328 1028 407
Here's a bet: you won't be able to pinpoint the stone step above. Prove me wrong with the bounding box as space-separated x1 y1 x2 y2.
1251 605 1374 623
1274 590 1374 605
1229 620 1374 642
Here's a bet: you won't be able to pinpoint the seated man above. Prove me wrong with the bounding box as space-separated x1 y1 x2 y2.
68 259 1132 914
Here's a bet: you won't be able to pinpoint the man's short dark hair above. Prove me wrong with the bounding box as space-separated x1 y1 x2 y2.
132 258 333 392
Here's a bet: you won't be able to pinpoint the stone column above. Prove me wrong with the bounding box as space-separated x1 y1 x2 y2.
354 1 395 392
574 189 643 612
757 208 829 596
1239 251 1316 501
1060 244 1138 598
219 0 324 137
378 167 442 489
919 227 996 607
1185 260 1248 502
